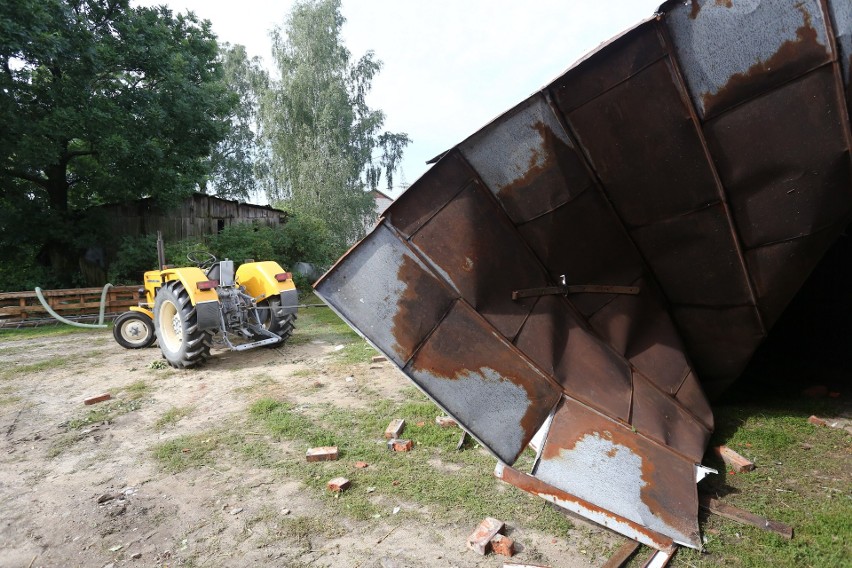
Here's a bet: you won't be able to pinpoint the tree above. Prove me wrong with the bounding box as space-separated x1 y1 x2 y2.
0 0 233 286
261 0 410 252
206 43 270 200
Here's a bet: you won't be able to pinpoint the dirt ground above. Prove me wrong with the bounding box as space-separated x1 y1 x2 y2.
0 328 615 568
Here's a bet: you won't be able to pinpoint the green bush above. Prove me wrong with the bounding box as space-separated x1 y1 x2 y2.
0 243 63 292
107 235 159 285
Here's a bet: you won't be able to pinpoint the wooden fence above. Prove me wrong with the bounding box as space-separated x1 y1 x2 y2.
0 286 139 326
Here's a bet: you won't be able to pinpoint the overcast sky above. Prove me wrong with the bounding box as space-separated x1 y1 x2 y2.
134 0 663 199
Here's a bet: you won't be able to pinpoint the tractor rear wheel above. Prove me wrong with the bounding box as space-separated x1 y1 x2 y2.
112 311 156 349
153 281 213 368
257 297 296 343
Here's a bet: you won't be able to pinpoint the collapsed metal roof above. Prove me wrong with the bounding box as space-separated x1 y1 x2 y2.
315 0 852 551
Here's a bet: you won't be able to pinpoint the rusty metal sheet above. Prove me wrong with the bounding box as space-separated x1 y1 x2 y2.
672 305 765 399
552 20 666 114
405 300 561 464
458 94 591 225
703 66 852 250
664 0 833 119
827 0 852 129
316 0 852 553
382 150 475 238
588 277 692 396
517 187 644 317
514 294 633 422
408 180 549 339
312 224 456 367
746 227 844 328
562 57 721 229
829 0 852 97
495 462 676 552
531 396 702 548
628 204 754 306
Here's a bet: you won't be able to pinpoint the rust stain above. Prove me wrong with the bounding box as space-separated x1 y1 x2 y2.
689 0 701 20
500 465 675 550
390 252 455 361
539 399 695 538
702 4 822 113
409 302 558 446
690 0 737 20
495 121 580 212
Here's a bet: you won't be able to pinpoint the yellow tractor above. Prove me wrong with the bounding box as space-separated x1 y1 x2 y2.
112 251 298 368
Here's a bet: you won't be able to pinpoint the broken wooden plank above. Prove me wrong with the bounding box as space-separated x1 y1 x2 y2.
640 546 677 568
714 445 755 473
699 495 793 539
602 539 641 568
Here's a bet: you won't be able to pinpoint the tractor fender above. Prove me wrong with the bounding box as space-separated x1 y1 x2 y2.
129 305 154 320
236 261 297 302
279 288 298 315
160 267 220 331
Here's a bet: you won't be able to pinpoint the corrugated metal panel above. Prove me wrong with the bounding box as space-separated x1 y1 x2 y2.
665 0 832 119
315 0 852 552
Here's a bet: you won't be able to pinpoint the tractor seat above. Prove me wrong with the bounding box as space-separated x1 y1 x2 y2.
206 259 235 287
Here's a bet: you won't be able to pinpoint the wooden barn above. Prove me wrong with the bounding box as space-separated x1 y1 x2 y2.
100 193 288 241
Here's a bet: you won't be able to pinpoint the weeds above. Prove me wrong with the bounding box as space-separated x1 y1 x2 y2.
153 433 220 473
67 399 143 430
0 355 81 380
245 395 573 534
673 400 851 568
155 406 193 430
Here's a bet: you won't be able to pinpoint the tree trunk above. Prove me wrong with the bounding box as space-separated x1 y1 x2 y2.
42 161 76 286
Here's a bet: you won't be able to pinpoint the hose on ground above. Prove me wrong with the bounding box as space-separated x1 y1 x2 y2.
34 283 112 329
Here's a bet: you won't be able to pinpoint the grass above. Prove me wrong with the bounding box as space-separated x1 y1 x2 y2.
0 355 81 380
0 325 101 341
668 397 851 568
292 295 378 365
153 432 220 473
60 381 151 435
155 406 193 430
243 395 573 534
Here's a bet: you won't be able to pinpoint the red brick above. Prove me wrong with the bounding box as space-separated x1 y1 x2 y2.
354 461 369 469
435 415 457 428
384 418 405 439
490 534 515 557
306 446 339 462
466 517 504 555
84 393 111 405
327 477 350 492
713 445 754 473
801 385 828 398
371 355 387 363
808 415 827 427
387 438 413 452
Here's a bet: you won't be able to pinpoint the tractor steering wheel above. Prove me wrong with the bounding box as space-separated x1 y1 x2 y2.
187 251 217 270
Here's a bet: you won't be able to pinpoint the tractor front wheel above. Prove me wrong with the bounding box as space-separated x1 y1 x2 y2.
112 311 156 349
153 281 213 368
